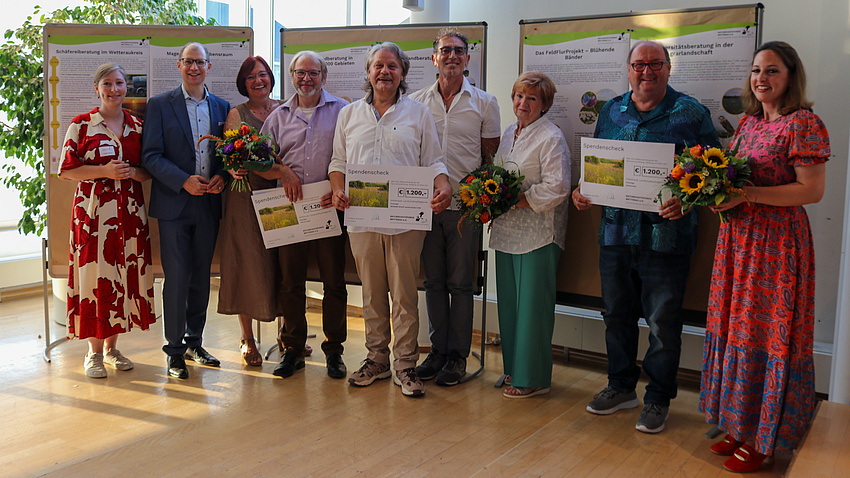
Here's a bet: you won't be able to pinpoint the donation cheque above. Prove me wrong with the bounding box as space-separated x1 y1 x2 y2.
580 137 675 213
344 164 435 231
251 180 341 248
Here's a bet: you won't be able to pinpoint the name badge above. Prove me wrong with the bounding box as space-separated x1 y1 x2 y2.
98 145 116 157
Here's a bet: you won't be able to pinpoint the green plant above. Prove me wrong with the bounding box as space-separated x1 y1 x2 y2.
0 0 214 235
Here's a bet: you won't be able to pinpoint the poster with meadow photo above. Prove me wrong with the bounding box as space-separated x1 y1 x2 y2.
579 137 674 213
250 180 341 248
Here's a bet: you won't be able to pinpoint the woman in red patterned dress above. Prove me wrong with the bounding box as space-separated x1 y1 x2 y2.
59 63 156 378
699 42 830 473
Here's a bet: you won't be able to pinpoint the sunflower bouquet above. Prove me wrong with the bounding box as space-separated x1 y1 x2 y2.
659 145 751 222
198 123 278 192
456 160 524 231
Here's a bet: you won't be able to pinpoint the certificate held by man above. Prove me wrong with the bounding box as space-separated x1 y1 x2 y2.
251 180 341 248
344 164 435 230
580 137 675 212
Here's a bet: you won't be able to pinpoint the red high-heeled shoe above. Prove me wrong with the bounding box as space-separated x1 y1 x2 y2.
710 434 743 456
723 444 773 473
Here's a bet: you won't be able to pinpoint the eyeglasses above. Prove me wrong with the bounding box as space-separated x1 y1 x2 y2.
292 69 321 79
180 58 208 67
438 46 468 56
247 72 270 81
630 61 667 72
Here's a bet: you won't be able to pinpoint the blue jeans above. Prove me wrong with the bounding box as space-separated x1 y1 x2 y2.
599 245 690 406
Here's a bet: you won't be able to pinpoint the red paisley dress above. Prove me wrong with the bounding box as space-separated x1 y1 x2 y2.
60 107 156 339
699 109 829 455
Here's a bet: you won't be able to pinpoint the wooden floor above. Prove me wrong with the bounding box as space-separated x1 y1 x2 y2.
0 289 793 477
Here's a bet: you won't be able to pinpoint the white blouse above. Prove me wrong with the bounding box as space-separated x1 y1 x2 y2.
488 116 571 254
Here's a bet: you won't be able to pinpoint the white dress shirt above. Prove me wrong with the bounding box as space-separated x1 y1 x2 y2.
329 94 448 235
489 116 571 254
409 78 501 210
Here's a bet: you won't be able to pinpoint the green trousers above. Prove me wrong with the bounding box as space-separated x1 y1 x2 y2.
495 243 562 389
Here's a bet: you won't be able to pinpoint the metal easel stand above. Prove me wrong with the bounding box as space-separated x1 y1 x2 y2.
42 238 68 362
460 248 489 384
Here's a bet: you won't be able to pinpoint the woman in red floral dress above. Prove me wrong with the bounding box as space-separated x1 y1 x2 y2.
59 63 156 378
699 42 830 473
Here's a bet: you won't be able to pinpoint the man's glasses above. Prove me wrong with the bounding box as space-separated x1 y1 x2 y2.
180 58 208 67
630 61 666 72
292 69 321 79
438 46 468 56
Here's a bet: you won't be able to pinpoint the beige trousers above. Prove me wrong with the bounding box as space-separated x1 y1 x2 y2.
349 230 426 371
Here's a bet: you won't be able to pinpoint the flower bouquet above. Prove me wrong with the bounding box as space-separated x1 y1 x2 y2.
456 160 524 232
659 145 751 222
198 123 278 192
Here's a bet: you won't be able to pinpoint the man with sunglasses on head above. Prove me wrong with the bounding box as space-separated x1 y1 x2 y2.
142 41 231 379
572 41 719 433
409 29 500 386
260 51 350 380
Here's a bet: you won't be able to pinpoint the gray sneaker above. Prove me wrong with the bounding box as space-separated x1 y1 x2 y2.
393 367 425 397
586 386 639 415
435 354 466 386
635 403 669 433
415 352 446 381
348 358 391 386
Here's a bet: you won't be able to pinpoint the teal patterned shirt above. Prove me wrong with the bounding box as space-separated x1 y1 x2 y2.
594 86 720 255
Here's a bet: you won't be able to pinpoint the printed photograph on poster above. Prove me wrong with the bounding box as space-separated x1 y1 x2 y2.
580 137 674 213
344 164 435 230
250 180 341 248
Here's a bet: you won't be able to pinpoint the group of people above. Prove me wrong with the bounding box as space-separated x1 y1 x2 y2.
59 31 828 473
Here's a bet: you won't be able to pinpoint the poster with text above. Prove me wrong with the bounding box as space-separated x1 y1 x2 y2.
282 40 484 103
344 164 435 230
634 24 758 148
46 35 149 174
580 137 674 213
523 31 631 184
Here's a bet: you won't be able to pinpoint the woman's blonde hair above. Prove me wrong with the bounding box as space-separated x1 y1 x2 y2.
511 71 557 115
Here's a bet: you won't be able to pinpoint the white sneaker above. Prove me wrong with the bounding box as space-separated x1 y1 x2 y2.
104 349 134 371
84 353 107 378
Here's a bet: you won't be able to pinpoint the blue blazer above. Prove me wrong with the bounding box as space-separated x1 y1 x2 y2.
142 85 230 221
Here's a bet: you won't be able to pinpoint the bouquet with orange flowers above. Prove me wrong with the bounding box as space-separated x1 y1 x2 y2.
456 160 524 231
659 145 750 222
198 123 278 192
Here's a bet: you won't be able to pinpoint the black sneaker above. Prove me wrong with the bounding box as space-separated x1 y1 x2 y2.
435 354 466 386
586 386 639 415
635 403 669 433
414 352 446 381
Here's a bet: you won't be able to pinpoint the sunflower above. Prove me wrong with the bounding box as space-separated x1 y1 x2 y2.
223 129 238 138
680 172 705 195
484 179 499 195
703 148 728 169
459 187 477 207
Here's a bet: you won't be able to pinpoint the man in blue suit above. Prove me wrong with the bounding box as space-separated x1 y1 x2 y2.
142 42 231 379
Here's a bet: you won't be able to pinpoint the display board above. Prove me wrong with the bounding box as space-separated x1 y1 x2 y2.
44 24 253 278
519 5 763 321
281 22 488 101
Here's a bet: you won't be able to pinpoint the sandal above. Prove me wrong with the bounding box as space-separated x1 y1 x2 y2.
723 443 773 473
240 339 263 366
503 386 550 399
710 434 743 456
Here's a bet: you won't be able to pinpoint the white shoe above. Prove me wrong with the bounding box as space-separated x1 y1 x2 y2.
84 353 107 378
104 349 134 371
